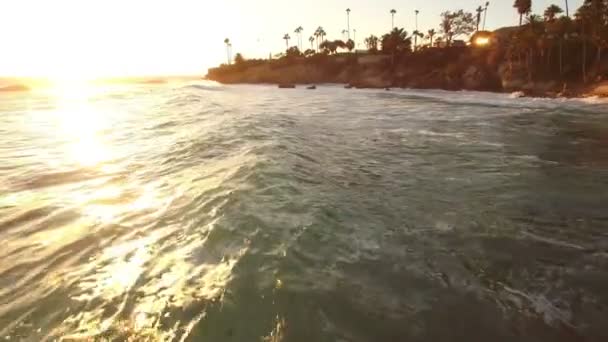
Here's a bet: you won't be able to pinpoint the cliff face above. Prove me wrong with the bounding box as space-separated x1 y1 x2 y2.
207 49 505 92
209 63 325 84
206 47 605 97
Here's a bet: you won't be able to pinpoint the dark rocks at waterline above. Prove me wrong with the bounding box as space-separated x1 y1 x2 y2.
349 77 392 90
278 84 296 89
307 85 317 90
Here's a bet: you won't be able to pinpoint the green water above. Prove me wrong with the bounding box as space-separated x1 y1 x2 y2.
0 84 607 341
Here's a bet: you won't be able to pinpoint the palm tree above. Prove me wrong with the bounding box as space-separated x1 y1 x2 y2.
224 38 231 64
577 7 589 83
294 26 304 50
556 17 570 76
346 8 351 40
365 35 379 52
576 0 608 81
546 15 571 76
537 6 563 73
314 27 327 48
381 28 412 66
565 0 569 17
483 2 490 30
390 9 397 29
526 14 544 73
476 6 484 31
413 30 424 51
427 29 437 47
527 14 543 26
508 29 535 81
283 33 291 49
544 4 563 22
514 0 532 26
309 36 315 50
414 10 420 49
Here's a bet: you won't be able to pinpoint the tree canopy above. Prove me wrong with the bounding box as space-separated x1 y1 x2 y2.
234 53 245 64
381 28 412 54
365 35 380 52
285 46 303 57
440 10 476 45
320 40 348 54
514 0 533 25
544 4 564 22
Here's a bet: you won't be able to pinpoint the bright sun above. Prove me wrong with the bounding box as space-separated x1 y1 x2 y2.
0 1 228 78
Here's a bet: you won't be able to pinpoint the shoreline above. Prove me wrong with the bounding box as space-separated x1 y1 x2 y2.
205 78 608 100
206 46 608 100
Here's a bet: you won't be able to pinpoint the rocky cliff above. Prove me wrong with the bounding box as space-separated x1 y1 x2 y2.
207 47 605 98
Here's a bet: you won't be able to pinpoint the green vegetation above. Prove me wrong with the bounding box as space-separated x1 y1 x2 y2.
209 1 608 97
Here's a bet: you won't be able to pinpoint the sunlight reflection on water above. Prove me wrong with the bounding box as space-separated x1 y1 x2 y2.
52 83 111 168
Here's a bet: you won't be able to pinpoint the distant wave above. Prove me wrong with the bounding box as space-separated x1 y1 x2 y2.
380 88 608 113
580 95 608 105
182 82 224 92
508 91 526 99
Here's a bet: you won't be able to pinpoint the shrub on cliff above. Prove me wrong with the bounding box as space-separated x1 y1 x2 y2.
234 53 245 64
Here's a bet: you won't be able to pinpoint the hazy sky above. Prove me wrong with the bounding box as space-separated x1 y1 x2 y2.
0 0 583 77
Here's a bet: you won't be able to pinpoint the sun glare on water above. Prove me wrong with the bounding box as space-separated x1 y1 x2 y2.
49 77 111 168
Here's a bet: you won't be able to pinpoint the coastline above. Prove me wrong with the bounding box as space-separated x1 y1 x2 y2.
206 80 608 100
206 49 608 99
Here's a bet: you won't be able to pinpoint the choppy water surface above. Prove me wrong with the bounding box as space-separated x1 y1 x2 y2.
1 83 608 341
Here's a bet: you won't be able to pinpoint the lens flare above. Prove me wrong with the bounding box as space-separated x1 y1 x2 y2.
475 37 490 46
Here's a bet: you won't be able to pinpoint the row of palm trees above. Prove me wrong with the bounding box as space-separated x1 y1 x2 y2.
279 8 433 56
283 5 495 54
223 0 590 67
362 28 440 52
514 1 571 26
507 0 608 83
222 5 489 63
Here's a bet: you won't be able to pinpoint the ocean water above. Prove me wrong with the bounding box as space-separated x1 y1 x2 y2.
1 83 608 341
